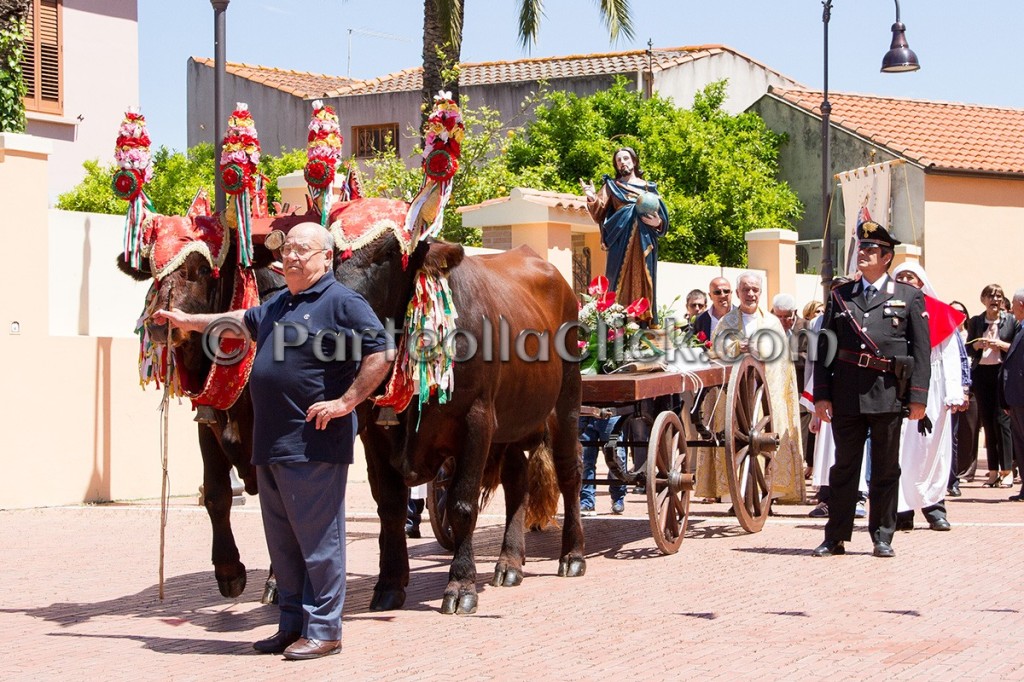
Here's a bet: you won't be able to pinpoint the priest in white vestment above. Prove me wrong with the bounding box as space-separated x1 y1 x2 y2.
695 272 806 504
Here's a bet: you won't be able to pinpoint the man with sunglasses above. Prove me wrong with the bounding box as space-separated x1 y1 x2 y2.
694 277 733 341
811 221 931 559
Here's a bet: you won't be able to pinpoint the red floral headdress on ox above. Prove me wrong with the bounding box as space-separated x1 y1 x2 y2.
304 100 343 226
220 103 262 267
404 91 465 241
113 107 155 269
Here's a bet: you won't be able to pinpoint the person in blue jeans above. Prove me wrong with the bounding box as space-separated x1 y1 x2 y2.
579 416 627 515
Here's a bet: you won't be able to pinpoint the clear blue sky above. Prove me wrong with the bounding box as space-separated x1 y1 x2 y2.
139 0 1024 153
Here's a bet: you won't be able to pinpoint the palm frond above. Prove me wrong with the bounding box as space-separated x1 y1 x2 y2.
597 0 635 43
434 0 464 48
517 0 545 49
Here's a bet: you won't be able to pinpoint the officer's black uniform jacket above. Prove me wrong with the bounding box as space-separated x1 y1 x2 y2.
813 275 931 414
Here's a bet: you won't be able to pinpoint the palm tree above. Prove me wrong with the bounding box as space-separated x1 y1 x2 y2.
421 0 634 126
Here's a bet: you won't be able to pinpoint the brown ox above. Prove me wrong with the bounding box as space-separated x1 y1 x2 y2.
333 203 586 615
117 213 301 599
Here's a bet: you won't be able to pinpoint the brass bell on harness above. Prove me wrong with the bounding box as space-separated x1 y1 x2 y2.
376 406 400 427
194 405 218 425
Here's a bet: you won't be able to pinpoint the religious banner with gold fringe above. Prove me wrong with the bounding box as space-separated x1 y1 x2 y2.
837 160 896 275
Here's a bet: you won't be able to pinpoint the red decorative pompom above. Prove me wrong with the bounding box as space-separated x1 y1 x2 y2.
221 163 246 195
112 169 144 200
424 149 458 182
304 159 335 190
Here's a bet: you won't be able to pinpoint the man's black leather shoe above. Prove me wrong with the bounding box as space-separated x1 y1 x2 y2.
895 518 914 532
929 517 951 531
947 482 962 497
872 541 895 558
811 540 845 557
253 629 301 654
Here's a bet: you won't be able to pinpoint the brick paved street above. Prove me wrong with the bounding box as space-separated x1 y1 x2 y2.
2 471 1023 681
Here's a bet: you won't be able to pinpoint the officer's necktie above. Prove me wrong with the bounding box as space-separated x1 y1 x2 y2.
864 284 877 305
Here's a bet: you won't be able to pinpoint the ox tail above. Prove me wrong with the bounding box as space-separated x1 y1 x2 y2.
525 441 561 531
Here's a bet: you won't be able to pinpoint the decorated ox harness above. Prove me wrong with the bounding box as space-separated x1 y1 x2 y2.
136 212 259 410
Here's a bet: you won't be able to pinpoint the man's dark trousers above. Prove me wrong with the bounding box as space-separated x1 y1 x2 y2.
1009 407 1024 498
257 461 349 641
826 412 902 545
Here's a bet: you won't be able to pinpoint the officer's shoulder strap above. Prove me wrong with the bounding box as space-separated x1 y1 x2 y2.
830 287 885 358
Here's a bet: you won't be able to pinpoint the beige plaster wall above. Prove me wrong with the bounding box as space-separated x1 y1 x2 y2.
923 174 1024 308
0 135 205 508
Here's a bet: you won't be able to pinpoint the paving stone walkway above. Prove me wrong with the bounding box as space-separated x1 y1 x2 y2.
2 472 1022 680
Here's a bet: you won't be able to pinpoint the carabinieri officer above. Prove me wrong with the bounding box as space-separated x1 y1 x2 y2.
812 221 931 558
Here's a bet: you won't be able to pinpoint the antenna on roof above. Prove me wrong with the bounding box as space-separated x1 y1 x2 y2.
347 27 412 78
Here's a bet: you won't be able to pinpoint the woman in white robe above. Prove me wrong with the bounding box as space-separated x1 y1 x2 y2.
892 262 966 529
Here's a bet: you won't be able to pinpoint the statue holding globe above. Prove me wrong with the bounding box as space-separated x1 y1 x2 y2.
582 147 669 323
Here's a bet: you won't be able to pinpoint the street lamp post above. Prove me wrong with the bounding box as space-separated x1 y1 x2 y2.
211 1 230 215
819 0 919 300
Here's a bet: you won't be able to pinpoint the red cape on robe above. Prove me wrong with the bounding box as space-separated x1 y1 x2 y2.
924 295 965 348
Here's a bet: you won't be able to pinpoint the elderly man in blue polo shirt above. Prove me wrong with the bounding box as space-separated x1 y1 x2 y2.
154 222 392 660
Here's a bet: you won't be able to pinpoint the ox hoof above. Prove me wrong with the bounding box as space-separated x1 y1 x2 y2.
217 573 247 598
440 591 478 615
370 587 406 612
490 565 523 587
557 557 586 578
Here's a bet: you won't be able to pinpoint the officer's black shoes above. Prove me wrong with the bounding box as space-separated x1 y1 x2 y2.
872 541 896 558
928 517 951 531
811 540 845 557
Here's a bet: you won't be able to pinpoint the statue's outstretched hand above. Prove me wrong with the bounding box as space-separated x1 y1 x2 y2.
579 178 596 201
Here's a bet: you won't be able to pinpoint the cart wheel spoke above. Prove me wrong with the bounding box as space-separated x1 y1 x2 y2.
646 411 689 554
426 457 456 551
725 356 775 532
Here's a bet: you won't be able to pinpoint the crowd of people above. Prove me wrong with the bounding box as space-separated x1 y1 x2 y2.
579 170 1023 557
578 148 1023 546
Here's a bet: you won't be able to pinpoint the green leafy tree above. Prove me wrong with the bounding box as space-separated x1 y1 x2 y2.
360 101 549 245
503 78 803 265
57 143 306 216
0 0 29 132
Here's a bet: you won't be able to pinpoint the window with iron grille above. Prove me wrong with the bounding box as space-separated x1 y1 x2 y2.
21 0 63 115
352 123 399 158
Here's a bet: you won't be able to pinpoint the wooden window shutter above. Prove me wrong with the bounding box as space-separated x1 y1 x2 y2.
22 0 63 115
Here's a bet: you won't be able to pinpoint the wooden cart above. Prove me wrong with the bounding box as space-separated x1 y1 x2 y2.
579 355 780 554
426 355 780 554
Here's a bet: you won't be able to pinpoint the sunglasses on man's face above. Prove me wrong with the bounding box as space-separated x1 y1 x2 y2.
712 289 731 296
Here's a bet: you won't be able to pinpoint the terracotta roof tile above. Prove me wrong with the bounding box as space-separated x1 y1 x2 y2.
321 44 795 97
191 57 363 99
771 87 1024 175
457 188 589 214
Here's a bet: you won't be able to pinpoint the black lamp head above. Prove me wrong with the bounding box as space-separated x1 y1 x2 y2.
881 21 920 72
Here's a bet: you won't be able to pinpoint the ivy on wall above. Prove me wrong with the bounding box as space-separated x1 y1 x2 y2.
0 0 29 133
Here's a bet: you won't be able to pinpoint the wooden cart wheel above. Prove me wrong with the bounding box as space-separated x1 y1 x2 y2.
724 355 779 532
645 411 692 554
426 457 455 551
